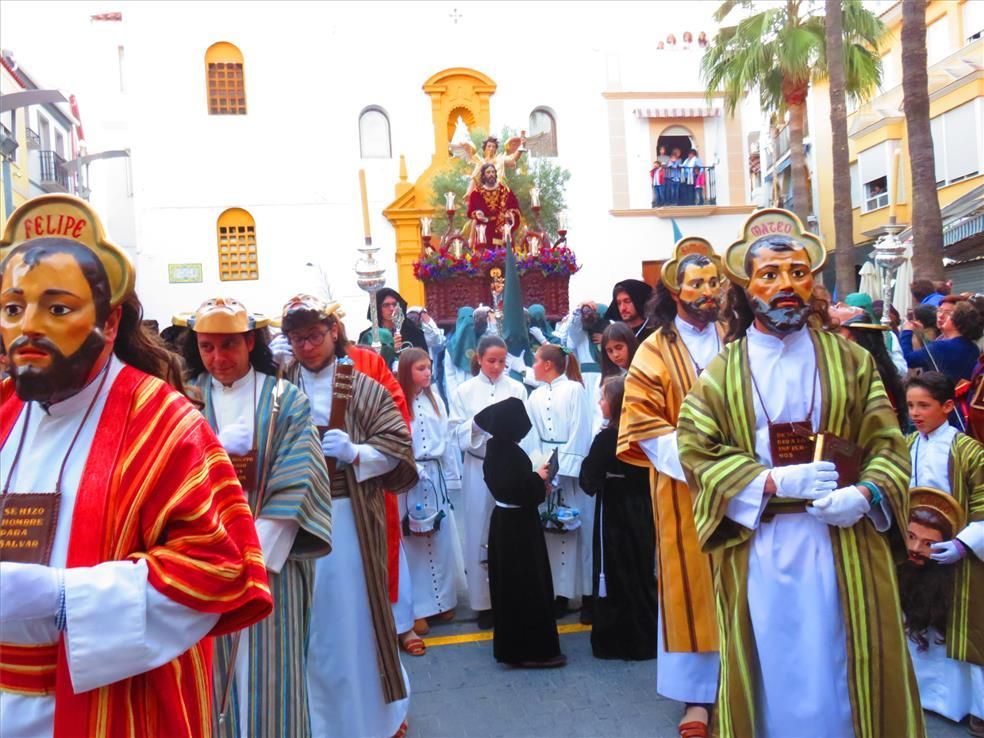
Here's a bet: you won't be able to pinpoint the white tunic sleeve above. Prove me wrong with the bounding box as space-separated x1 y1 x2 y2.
639 433 686 483
64 559 219 694
724 470 770 530
557 383 592 478
353 445 401 482
254 517 300 574
957 521 984 560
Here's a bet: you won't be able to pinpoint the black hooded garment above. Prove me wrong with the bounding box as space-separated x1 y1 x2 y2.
604 279 655 340
357 287 427 352
579 425 657 661
475 398 562 665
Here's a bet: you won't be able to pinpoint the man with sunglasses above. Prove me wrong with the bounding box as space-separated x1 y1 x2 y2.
272 295 418 738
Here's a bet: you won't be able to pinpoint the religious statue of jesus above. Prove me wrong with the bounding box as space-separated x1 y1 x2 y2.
467 164 522 250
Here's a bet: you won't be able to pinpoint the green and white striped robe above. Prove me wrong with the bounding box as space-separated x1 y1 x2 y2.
678 329 925 738
193 372 332 738
906 431 984 666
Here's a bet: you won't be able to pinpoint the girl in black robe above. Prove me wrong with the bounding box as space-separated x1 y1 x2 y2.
475 397 566 668
579 376 658 661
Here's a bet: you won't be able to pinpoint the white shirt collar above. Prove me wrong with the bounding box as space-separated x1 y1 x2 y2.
44 355 122 419
921 421 958 444
674 315 714 338
211 366 255 393
478 371 501 386
747 323 812 353
547 374 567 387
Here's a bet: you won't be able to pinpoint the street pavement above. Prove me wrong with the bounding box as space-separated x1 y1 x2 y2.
404 609 969 738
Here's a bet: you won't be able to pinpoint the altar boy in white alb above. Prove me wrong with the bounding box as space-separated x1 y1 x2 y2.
527 344 593 617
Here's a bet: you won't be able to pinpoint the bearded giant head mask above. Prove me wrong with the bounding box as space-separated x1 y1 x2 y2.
723 209 826 336
0 195 134 404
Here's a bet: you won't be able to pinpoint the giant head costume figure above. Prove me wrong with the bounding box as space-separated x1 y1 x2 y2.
0 195 135 405
723 209 827 337
662 236 724 328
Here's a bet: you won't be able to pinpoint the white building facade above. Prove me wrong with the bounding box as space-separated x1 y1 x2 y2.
5 2 766 329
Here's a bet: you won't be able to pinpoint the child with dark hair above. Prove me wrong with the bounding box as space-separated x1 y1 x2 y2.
477 397 565 668
600 322 640 381
902 371 984 733
579 376 657 661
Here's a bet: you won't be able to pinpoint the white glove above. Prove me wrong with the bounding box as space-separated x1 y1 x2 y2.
218 422 252 456
506 353 526 373
806 486 870 528
530 326 547 344
322 429 358 465
771 461 838 500
0 563 60 622
269 333 295 368
929 539 966 565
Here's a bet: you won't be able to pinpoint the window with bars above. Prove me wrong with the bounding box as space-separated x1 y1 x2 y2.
205 42 247 115
217 208 258 281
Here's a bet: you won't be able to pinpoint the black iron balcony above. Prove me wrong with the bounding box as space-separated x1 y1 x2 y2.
26 128 41 149
38 150 70 192
650 165 717 208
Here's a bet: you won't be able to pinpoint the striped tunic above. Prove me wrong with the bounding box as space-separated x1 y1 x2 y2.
678 329 924 738
192 373 332 738
906 431 984 666
618 324 722 654
0 367 273 738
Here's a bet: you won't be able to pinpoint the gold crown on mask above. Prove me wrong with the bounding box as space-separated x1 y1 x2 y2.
0 193 135 307
272 293 345 328
909 486 966 535
173 297 269 333
661 236 723 295
724 208 826 288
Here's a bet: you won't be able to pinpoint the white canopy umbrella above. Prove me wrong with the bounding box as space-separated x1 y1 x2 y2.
890 241 914 319
858 261 882 302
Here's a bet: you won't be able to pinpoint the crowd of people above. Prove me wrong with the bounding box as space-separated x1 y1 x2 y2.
1 194 983 738
651 147 709 208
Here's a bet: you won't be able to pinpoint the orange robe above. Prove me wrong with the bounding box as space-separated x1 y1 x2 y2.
617 327 719 654
0 367 272 738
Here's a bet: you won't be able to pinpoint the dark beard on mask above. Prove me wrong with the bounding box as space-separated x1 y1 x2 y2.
749 292 809 335
896 558 955 652
8 330 108 405
681 296 720 326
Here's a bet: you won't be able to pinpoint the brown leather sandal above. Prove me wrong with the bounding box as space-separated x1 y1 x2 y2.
678 721 708 738
399 632 426 656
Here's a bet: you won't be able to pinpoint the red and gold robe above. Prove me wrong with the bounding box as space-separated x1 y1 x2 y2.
0 366 272 738
467 184 521 248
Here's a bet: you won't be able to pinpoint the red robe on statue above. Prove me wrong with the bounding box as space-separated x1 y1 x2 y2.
0 366 272 738
346 345 411 603
467 184 521 249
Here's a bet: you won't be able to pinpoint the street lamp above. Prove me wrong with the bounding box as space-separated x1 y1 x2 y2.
63 149 130 201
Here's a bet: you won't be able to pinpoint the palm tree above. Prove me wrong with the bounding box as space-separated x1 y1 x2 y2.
901 0 945 281
703 0 883 230
826 0 884 297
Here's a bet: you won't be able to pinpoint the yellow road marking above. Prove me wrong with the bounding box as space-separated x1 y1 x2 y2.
422 622 591 648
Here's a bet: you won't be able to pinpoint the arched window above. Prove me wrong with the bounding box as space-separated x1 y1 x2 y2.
205 42 247 115
359 106 391 159
217 208 258 281
528 107 558 157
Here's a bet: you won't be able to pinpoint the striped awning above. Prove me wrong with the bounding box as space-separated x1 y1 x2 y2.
633 107 720 119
